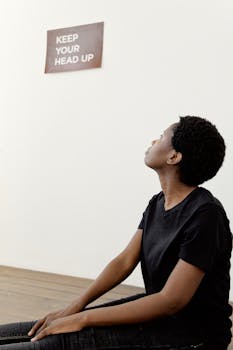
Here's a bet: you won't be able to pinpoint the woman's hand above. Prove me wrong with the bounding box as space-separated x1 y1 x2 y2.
28 309 68 337
28 298 86 337
30 313 87 342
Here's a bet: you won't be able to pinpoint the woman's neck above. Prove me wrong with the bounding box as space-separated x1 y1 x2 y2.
158 174 198 211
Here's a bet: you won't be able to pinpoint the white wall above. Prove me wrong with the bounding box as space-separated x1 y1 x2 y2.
0 0 233 298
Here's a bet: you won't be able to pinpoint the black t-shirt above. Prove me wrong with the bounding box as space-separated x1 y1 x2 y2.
138 186 232 348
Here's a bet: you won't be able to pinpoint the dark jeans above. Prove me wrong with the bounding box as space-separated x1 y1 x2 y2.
0 294 221 349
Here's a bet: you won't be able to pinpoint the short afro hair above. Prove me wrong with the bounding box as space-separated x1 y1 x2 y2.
171 116 225 186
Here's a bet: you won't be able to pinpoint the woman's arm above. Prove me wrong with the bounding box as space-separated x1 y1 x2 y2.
64 228 143 314
29 229 143 337
83 258 205 326
31 258 205 342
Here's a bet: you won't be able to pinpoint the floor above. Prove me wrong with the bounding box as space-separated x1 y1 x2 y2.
0 265 144 324
0 265 232 349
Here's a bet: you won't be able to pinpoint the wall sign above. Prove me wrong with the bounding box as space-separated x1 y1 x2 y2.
45 22 104 73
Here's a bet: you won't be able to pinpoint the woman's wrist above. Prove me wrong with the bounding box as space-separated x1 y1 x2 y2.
63 298 87 316
79 310 91 329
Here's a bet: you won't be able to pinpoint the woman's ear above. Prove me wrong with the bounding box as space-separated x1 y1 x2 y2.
166 150 182 165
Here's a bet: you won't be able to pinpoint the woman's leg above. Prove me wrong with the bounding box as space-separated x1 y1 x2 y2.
0 333 66 350
0 321 67 350
0 321 36 345
0 294 146 347
0 294 208 349
0 294 147 349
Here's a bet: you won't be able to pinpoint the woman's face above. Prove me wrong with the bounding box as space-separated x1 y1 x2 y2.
144 123 178 170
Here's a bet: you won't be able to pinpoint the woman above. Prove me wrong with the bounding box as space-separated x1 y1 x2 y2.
0 116 232 350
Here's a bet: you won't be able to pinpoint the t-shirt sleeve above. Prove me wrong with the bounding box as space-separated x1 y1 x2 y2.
138 215 145 229
178 203 223 272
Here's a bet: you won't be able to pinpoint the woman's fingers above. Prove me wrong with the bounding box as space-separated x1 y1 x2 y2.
28 318 45 336
31 327 50 342
35 322 48 335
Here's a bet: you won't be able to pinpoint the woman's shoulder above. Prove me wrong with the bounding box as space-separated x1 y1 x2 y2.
188 187 230 228
190 187 225 212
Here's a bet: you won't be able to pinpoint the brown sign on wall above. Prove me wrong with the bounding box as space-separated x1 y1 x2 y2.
45 22 104 73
